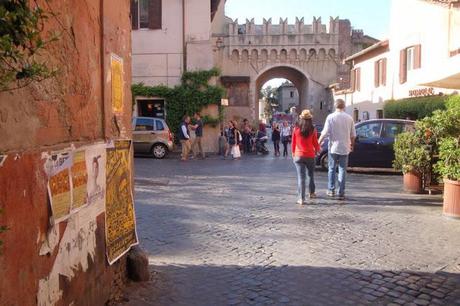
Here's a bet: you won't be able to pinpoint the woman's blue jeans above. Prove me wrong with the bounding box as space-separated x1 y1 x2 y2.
293 156 316 201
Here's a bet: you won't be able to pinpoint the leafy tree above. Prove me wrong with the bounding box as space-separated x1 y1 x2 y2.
260 85 279 120
0 0 58 91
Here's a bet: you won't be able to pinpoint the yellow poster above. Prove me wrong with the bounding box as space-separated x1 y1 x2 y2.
105 140 138 264
111 54 123 114
48 168 72 222
45 150 73 224
71 150 88 211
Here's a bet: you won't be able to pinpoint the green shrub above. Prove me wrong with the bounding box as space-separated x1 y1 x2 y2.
384 96 448 120
393 132 431 174
435 137 460 181
0 0 59 91
132 68 225 136
416 103 460 148
446 94 460 110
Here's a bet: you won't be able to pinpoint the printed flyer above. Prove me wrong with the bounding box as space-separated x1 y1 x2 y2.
105 140 138 264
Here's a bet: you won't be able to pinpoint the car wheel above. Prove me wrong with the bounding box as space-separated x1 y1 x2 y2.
152 144 167 159
320 154 328 170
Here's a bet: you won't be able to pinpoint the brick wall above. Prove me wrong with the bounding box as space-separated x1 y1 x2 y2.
0 1 134 305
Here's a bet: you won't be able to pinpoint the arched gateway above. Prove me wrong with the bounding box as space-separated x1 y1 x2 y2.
213 16 378 124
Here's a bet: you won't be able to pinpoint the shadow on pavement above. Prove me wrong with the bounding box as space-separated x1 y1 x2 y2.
121 264 460 306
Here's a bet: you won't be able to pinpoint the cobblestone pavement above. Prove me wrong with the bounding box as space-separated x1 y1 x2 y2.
122 155 460 306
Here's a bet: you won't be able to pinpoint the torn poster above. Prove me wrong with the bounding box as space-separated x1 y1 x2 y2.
45 151 73 224
85 144 106 208
0 155 7 167
70 150 88 211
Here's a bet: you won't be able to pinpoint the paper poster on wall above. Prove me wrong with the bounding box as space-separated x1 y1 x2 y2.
45 151 73 224
111 54 124 114
105 140 138 265
71 150 88 211
85 144 106 210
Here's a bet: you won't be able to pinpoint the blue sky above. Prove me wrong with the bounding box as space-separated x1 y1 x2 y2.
225 0 390 40
225 0 390 88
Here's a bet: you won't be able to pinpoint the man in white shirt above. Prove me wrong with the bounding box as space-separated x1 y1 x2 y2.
318 99 356 200
179 115 192 161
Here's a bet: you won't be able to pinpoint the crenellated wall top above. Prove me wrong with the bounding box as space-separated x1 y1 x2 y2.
228 16 340 36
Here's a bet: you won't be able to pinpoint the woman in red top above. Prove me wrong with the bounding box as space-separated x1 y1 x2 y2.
291 110 321 205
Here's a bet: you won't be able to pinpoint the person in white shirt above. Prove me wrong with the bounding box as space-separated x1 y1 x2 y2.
179 115 192 161
318 99 356 200
280 121 292 157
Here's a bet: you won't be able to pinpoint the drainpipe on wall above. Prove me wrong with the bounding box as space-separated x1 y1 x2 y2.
182 0 187 72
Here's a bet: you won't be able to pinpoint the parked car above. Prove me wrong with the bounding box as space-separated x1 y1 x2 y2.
132 117 174 159
317 119 415 169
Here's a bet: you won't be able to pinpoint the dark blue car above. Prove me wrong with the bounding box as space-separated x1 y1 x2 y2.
317 119 415 169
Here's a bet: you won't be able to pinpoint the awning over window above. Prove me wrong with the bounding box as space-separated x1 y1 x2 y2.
419 55 460 89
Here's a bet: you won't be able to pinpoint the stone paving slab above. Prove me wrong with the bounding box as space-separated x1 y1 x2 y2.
120 156 460 306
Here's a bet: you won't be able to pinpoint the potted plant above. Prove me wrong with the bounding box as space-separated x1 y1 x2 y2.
393 132 431 194
435 137 460 219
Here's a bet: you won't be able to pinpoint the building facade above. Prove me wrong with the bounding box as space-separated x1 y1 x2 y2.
212 13 378 125
131 0 223 152
334 0 460 121
0 1 135 305
277 82 300 112
131 0 378 149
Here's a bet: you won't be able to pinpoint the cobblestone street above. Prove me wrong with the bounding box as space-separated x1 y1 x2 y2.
124 156 460 306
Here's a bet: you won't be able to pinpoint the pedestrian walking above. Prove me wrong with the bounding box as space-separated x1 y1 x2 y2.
179 115 192 161
242 119 252 154
225 121 241 160
272 123 281 156
192 113 205 159
291 110 321 205
318 99 356 201
280 121 292 157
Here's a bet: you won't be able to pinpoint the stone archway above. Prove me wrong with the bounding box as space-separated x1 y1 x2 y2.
255 65 309 122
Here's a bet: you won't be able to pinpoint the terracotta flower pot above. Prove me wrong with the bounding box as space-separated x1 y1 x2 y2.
443 179 460 219
403 170 423 194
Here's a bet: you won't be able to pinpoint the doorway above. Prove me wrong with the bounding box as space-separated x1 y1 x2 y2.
137 99 166 119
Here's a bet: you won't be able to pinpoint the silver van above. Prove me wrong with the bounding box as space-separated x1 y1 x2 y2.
132 117 174 159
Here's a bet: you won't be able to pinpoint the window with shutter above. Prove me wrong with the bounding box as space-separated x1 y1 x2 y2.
131 0 139 30
350 69 356 92
148 0 162 30
414 44 421 69
374 61 380 88
400 49 407 84
382 58 387 86
356 68 361 92
139 0 150 28
406 47 415 71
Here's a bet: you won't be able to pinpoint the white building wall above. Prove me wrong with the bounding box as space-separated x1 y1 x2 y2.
389 0 452 99
336 0 459 121
278 86 299 112
343 50 393 120
132 0 184 86
132 0 215 86
131 0 221 152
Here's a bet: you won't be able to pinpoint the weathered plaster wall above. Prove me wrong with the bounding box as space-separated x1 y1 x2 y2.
0 0 133 305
